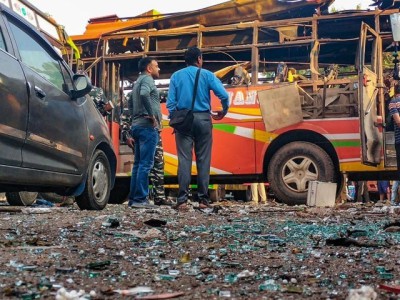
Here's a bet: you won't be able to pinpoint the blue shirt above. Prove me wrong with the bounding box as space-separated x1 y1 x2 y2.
166 66 229 115
389 95 400 144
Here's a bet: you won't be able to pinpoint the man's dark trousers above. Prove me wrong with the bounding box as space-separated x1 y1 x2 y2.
175 112 212 204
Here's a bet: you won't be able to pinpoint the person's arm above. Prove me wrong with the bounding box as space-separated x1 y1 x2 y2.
393 112 400 127
126 92 133 118
209 74 229 120
389 98 400 126
210 74 229 113
166 75 177 115
139 77 155 117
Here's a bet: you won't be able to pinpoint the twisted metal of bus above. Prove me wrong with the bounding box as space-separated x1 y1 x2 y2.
208 49 252 85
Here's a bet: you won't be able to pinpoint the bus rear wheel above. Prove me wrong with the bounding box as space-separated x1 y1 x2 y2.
267 141 335 205
6 192 38 206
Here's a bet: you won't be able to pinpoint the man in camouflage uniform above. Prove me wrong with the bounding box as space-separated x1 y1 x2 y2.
89 86 113 116
149 134 169 205
89 86 105 103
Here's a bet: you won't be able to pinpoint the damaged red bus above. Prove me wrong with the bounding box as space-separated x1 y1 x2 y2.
71 0 399 204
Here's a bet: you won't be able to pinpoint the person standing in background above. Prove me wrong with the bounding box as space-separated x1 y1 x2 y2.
390 180 399 206
250 183 267 205
346 180 356 201
128 57 161 208
355 181 371 203
390 83 400 206
377 180 390 202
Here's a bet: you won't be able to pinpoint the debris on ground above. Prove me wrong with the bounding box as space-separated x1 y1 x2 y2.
1 199 400 299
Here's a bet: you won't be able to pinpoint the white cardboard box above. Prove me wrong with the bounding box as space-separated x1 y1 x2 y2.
307 181 337 207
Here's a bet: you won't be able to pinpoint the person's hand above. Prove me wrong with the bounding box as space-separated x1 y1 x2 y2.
126 137 135 149
144 115 157 127
211 110 227 120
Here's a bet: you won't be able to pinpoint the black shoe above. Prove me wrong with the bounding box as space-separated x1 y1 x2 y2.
198 199 211 209
173 201 189 210
154 198 176 206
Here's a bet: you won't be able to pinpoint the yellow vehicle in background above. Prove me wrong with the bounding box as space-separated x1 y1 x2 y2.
0 0 79 62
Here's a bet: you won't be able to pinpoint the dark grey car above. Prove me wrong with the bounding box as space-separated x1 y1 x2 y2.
0 4 116 210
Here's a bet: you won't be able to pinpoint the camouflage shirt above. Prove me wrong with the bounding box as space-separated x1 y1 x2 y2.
89 86 106 104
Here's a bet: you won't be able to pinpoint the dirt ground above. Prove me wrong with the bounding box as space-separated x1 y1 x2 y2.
0 199 400 299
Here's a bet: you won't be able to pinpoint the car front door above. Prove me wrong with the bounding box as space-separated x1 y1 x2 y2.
5 13 88 174
0 12 27 168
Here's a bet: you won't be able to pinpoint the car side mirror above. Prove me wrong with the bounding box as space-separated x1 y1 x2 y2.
71 74 92 99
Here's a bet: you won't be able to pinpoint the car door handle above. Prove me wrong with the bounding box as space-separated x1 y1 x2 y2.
34 86 46 99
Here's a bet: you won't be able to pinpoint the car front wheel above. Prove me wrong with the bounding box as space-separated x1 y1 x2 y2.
76 150 111 210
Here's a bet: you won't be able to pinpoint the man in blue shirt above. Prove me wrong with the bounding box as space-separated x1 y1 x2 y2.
390 83 400 185
167 47 229 209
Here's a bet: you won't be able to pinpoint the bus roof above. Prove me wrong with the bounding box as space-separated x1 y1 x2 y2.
71 0 335 42
71 9 161 41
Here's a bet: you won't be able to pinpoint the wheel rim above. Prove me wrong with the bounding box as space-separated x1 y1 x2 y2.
281 155 319 193
20 192 38 205
92 160 109 202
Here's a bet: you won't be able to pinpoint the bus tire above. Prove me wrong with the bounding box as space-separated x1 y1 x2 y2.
109 178 130 204
267 141 335 205
6 192 38 206
76 150 111 210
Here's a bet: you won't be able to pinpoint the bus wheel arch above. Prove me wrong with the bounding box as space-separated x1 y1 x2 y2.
263 130 340 205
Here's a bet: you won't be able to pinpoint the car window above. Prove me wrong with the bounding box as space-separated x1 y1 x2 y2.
7 19 65 91
60 62 74 91
0 28 5 51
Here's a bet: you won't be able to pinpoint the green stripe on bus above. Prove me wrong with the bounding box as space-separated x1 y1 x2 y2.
331 140 360 147
213 124 236 133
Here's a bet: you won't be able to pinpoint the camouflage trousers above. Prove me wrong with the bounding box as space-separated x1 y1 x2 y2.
149 134 166 201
